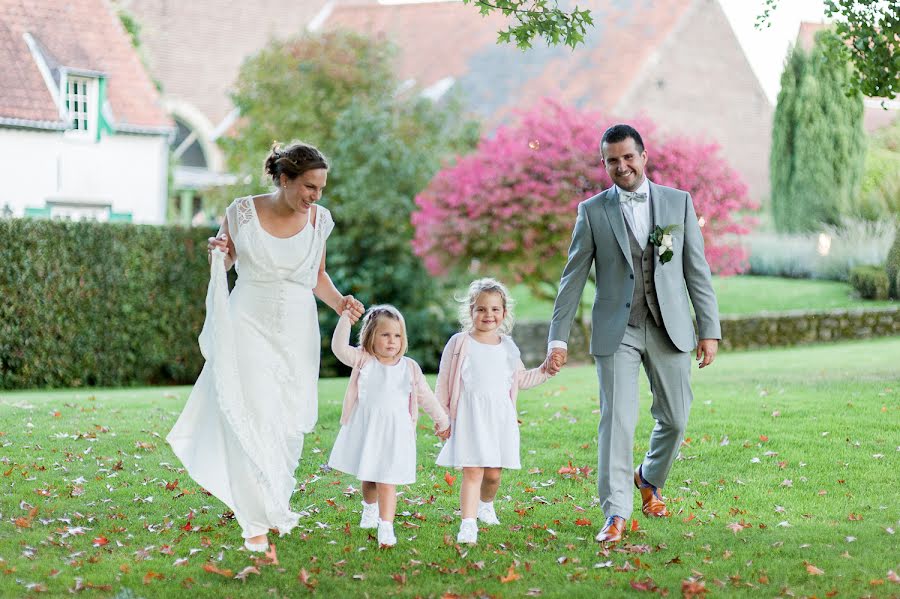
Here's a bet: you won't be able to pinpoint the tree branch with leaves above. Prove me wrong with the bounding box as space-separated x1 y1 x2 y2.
757 0 898 100
462 0 594 49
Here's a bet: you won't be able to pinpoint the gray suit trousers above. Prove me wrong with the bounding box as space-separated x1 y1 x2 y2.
594 319 692 520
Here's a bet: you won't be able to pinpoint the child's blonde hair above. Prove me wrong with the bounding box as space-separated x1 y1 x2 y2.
358 304 408 357
458 278 515 335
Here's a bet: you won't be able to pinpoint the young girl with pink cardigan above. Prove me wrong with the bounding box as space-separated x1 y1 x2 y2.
328 305 450 546
435 278 553 544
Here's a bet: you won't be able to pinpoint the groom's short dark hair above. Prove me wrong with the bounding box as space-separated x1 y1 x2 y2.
601 124 645 154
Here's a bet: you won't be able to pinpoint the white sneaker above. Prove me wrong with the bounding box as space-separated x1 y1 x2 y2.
359 501 379 529
377 520 397 546
457 519 478 544
477 501 500 525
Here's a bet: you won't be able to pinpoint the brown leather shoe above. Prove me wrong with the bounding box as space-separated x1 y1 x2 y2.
635 466 669 517
595 516 626 543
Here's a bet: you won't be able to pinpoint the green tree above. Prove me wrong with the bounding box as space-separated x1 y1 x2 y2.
770 30 866 232
208 31 479 372
757 0 898 100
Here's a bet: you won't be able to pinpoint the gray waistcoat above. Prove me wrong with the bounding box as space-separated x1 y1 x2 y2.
626 219 663 328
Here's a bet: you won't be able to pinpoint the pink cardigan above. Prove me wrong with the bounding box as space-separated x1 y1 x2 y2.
434 332 551 420
332 314 450 430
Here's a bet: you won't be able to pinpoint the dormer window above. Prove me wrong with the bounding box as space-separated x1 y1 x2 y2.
64 75 97 137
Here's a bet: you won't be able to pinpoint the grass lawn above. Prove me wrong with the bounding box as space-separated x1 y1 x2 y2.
511 276 896 321
1 338 898 597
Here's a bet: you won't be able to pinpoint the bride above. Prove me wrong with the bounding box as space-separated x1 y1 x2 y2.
167 141 364 554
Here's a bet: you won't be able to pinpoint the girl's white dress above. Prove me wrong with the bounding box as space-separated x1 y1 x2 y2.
328 360 417 484
167 197 332 539
436 336 521 469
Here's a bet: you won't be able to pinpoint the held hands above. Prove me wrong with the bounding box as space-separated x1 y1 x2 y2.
338 295 365 324
696 339 718 369
541 348 567 376
435 424 451 441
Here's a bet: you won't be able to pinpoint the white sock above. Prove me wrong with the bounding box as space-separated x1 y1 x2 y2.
479 500 493 508
461 517 476 525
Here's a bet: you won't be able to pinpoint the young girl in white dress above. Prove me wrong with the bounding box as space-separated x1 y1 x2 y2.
328 305 451 546
435 278 553 544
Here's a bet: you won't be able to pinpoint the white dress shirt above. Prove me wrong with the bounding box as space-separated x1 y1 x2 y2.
617 177 651 249
548 178 651 353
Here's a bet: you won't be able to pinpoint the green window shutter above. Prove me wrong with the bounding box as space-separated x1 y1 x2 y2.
108 210 133 223
24 206 52 219
97 77 114 141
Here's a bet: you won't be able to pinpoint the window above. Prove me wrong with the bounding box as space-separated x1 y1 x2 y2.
49 202 109 222
65 76 96 136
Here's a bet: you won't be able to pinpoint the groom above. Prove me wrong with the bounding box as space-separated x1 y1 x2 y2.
543 124 720 543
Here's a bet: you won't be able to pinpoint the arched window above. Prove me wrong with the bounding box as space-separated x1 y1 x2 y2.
171 117 208 168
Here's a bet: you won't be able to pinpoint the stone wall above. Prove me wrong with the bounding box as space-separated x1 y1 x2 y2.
512 306 900 363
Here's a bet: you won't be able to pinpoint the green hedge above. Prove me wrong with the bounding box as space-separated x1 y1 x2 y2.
0 219 216 389
849 265 890 300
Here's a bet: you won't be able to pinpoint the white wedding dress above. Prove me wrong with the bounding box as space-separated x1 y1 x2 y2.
167 196 333 539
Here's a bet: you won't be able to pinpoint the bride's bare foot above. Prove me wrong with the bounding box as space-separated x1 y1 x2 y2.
243 534 269 552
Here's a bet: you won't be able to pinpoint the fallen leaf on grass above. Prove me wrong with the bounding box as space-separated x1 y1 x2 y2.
298 568 317 590
629 577 659 592
631 519 639 532
500 564 521 583
142 571 164 584
682 578 708 598
574 518 591 527
92 536 108 547
202 563 233 577
805 562 824 575
443 471 456 488
234 566 260 582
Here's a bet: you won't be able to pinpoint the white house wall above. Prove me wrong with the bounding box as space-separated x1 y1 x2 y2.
0 128 169 224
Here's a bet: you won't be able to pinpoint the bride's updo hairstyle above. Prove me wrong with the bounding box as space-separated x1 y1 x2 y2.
358 305 409 358
264 141 329 184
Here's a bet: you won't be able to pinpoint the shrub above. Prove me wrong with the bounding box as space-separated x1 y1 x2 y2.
0 219 213 389
412 99 757 306
746 218 897 281
849 265 890 300
887 224 900 298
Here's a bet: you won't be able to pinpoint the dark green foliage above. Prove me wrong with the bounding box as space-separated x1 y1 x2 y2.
0 219 213 389
886 225 900 298
206 32 479 374
848 264 890 300
770 30 867 232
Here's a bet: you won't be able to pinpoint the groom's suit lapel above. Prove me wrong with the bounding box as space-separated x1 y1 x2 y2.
602 186 633 272
650 182 662 267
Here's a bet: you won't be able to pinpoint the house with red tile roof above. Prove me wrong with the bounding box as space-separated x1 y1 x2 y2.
0 0 174 223
320 0 774 201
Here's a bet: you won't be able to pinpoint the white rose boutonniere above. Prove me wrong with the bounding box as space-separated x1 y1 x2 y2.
649 225 681 264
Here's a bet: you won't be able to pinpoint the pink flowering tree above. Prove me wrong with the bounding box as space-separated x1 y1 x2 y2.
412 99 757 305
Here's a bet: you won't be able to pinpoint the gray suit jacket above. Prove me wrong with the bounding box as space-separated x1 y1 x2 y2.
548 182 721 356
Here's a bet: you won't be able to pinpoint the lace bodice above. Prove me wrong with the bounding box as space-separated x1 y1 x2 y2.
225 196 334 288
